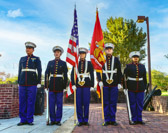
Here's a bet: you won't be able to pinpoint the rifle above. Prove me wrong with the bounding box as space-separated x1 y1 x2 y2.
45 74 50 125
123 75 133 124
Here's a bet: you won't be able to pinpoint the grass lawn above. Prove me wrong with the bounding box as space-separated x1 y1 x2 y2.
161 91 168 96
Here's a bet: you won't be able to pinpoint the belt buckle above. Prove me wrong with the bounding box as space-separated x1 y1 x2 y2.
136 78 139 81
80 75 83 78
54 74 57 77
106 79 113 84
78 81 85 86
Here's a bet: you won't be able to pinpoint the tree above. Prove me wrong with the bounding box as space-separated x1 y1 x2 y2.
103 17 147 68
149 70 168 91
164 54 168 59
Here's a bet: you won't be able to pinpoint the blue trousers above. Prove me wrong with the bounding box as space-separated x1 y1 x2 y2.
49 92 63 122
103 86 118 122
76 87 90 123
128 91 144 122
19 86 37 123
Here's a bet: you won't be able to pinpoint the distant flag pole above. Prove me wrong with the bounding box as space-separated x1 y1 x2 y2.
90 8 105 122
66 5 79 125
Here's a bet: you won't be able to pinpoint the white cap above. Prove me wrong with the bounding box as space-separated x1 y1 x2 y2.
78 47 88 54
129 51 140 58
53 46 64 53
104 43 114 49
25 41 36 48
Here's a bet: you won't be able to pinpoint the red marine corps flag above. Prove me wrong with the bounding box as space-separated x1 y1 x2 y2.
90 9 105 98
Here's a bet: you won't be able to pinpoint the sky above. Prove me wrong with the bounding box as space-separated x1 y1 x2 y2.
0 0 168 76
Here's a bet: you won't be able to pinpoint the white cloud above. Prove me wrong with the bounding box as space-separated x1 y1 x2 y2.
0 19 71 75
157 8 168 13
97 2 108 10
7 9 23 18
151 17 168 29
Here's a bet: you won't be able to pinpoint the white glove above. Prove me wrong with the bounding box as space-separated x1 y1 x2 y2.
118 84 123 90
72 85 76 90
37 84 41 88
90 87 94 90
144 89 147 93
99 81 103 88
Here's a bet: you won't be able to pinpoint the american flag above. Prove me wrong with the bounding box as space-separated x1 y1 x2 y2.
66 7 79 97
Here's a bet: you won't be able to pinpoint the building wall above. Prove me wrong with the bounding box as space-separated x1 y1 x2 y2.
0 84 19 119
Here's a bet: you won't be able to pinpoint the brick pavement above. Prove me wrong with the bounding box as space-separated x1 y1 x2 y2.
72 104 168 133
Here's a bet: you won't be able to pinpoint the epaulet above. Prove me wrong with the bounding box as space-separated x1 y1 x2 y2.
139 63 145 66
22 56 27 58
60 59 66 63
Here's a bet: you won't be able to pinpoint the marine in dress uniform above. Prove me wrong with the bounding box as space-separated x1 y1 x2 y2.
17 42 42 126
124 51 147 125
71 47 94 126
45 46 68 126
97 43 122 126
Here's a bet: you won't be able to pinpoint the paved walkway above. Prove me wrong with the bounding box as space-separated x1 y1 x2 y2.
73 104 168 133
1 104 168 133
0 105 74 133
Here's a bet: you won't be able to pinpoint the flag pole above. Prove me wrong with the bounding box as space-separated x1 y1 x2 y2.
73 3 77 126
74 67 77 125
100 72 104 123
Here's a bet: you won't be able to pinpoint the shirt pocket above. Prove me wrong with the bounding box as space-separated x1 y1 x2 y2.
21 59 27 68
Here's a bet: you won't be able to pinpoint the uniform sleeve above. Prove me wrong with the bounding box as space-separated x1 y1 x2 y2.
18 58 22 84
124 65 128 76
116 57 122 84
71 67 75 85
63 62 68 89
143 65 147 89
96 72 102 82
89 62 94 87
123 65 128 89
45 61 50 88
37 57 42 84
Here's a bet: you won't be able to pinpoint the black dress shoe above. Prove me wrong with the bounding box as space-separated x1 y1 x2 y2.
17 122 27 126
28 123 34 125
129 121 137 125
111 122 118 126
77 122 83 126
83 122 89 126
137 121 145 125
102 122 110 126
50 122 55 125
55 122 61 126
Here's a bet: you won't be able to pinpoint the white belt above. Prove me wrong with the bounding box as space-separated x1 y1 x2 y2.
128 77 143 81
78 73 90 78
103 70 117 73
50 74 63 78
22 69 36 72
